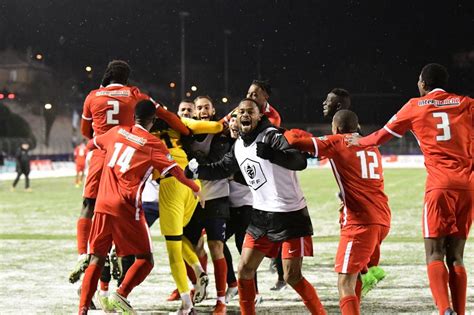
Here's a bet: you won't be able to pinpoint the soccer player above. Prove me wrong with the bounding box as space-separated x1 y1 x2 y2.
347 63 473 315
284 110 391 315
177 99 196 118
221 79 282 127
322 88 387 295
78 100 201 314
151 100 224 314
11 142 31 191
183 95 231 314
186 98 326 315
70 60 189 283
73 139 88 187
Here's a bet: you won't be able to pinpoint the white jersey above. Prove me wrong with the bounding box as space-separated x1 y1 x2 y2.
190 134 229 201
229 179 253 208
233 128 306 213
141 175 159 203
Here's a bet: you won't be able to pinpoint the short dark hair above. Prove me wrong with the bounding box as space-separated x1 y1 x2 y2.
101 60 131 86
333 109 359 133
421 63 449 90
179 98 194 104
330 88 351 109
239 98 261 111
251 79 272 96
135 100 156 122
194 95 214 105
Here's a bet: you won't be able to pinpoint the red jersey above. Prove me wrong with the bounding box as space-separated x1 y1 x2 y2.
92 125 177 220
74 143 88 164
82 84 149 136
288 132 390 227
384 89 473 191
263 103 281 127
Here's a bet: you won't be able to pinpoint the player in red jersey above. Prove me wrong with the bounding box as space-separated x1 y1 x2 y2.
285 110 391 315
78 100 201 315
348 63 473 315
74 139 88 187
70 60 190 283
220 79 282 127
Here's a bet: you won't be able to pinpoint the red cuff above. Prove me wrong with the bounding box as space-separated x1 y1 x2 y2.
168 166 200 192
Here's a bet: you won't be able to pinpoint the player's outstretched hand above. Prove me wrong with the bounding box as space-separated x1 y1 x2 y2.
185 158 199 179
345 133 362 147
256 142 274 160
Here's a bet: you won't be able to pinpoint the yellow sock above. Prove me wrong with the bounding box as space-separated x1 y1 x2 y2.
165 239 189 294
182 236 204 276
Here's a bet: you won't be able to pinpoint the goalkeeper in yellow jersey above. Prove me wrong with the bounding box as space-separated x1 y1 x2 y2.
150 99 223 314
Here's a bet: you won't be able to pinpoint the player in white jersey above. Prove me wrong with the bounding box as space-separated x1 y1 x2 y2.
185 99 326 315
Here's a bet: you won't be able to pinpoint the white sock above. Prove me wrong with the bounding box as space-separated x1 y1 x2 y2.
99 290 109 296
193 263 204 276
217 296 226 304
181 292 192 309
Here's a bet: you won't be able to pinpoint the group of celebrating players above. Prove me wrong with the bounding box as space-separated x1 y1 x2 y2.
71 60 473 315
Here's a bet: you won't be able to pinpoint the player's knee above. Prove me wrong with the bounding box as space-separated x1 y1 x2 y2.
80 198 96 218
446 252 463 267
90 254 106 267
283 268 302 286
238 261 255 279
208 240 224 258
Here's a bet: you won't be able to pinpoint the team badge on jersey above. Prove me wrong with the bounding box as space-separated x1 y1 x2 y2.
240 158 267 190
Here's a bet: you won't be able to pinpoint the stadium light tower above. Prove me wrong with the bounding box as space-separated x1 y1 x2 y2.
179 11 190 100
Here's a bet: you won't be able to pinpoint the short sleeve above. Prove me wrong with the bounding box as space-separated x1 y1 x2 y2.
93 133 109 150
384 102 413 138
151 141 177 176
313 135 340 159
82 94 93 121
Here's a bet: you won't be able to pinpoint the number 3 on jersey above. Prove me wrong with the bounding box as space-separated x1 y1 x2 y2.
107 143 136 172
106 100 120 124
356 151 380 179
433 112 451 141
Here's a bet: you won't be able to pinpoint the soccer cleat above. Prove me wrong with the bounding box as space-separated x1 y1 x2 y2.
270 280 287 291
369 266 386 282
167 288 181 301
212 301 227 315
69 254 90 283
172 305 197 315
254 294 263 306
109 292 137 315
361 266 387 297
193 272 209 304
225 286 238 303
95 291 114 312
444 309 457 315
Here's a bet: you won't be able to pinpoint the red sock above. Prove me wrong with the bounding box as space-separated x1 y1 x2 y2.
213 258 227 297
427 261 451 314
77 218 92 254
238 278 256 315
339 295 360 315
79 263 102 309
355 278 362 302
449 265 467 315
117 258 153 298
229 281 237 288
292 277 326 315
199 253 208 272
185 261 197 284
100 281 109 292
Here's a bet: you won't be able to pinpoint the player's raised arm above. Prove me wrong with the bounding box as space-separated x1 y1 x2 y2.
181 117 223 135
152 100 191 136
185 147 240 181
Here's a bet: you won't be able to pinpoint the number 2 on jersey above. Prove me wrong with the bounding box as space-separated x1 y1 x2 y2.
106 100 120 124
356 151 380 179
107 143 136 172
433 112 451 141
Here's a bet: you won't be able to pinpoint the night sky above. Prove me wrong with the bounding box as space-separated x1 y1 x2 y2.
1 0 473 124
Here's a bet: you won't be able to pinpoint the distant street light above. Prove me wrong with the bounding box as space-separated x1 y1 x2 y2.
186 92 192 97
191 85 197 92
44 103 52 110
35 54 43 60
169 82 176 88
7 93 15 100
222 97 228 103
85 66 92 72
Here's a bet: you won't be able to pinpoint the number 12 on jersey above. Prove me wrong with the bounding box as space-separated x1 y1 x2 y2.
107 143 136 172
356 150 380 179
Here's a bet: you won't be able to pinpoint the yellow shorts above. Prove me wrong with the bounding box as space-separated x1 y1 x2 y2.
158 176 200 236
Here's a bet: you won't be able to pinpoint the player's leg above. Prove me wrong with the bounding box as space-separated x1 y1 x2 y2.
11 170 21 189
24 169 30 190
423 189 459 314
271 250 287 291
338 273 360 315
282 236 325 315
237 234 268 315
78 212 112 313
206 220 228 313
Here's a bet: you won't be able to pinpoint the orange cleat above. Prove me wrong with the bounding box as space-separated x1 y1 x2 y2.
212 301 226 315
167 288 181 301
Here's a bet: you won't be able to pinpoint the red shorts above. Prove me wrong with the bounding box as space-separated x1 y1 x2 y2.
83 149 106 199
243 233 313 259
335 224 389 274
88 212 152 257
422 189 472 239
76 162 85 172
